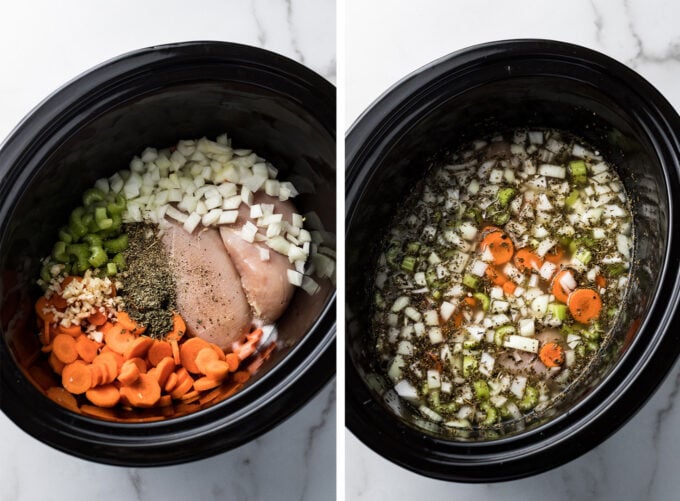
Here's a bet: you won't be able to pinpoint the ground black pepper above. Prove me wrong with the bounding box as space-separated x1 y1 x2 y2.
118 223 177 338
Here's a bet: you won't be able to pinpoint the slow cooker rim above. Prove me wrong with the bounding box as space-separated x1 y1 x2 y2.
346 39 680 481
0 41 337 465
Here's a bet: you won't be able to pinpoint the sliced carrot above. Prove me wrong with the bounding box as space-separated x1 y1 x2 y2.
180 337 210 374
116 311 145 335
56 324 83 338
88 310 107 326
48 351 66 375
539 342 565 368
153 357 175 388
127 357 148 374
61 361 92 394
209 343 226 361
85 383 120 408
193 376 221 392
119 373 161 408
544 245 565 265
232 371 251 384
123 336 154 360
180 389 201 402
52 334 79 364
41 343 53 353
595 274 607 288
514 248 543 272
246 328 263 344
170 373 194 399
485 266 509 286
104 323 136 355
170 338 181 365
156 394 173 407
204 360 230 381
35 296 49 320
47 294 68 311
147 340 173 366
247 357 265 375
502 281 517 295
75 335 99 363
568 288 603 324
46 386 79 411
480 231 514 265
237 343 257 361
166 313 187 341
89 363 105 387
225 353 240 372
452 310 463 329
117 360 141 386
92 352 119 384
100 321 114 334
552 269 576 303
463 296 477 308
164 372 179 393
195 347 219 375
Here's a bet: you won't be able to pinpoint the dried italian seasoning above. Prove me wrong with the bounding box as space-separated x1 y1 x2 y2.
118 223 176 338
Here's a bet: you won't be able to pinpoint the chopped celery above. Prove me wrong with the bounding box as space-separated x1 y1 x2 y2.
432 290 442 301
406 241 420 254
547 303 567 321
426 266 438 286
463 339 480 349
82 188 106 206
69 207 88 239
106 194 126 215
112 252 126 271
463 274 479 289
573 247 592 265
401 256 417 272
518 386 539 411
82 234 103 247
88 246 108 268
568 160 588 184
463 355 478 378
586 340 599 352
106 262 118 276
565 190 580 207
473 292 490 311
493 212 510 225
386 246 400 268
428 391 440 408
494 325 515 346
103 234 129 254
582 322 602 341
51 241 69 263
481 402 498 426
607 263 627 277
58 227 73 244
498 187 516 207
473 380 490 400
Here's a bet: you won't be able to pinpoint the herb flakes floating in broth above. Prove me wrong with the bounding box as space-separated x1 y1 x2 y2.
371 129 634 431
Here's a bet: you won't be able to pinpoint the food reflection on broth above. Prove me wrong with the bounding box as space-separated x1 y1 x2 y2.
371 130 633 430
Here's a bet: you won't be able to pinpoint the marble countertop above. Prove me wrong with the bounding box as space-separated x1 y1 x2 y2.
0 1 335 500
346 1 680 499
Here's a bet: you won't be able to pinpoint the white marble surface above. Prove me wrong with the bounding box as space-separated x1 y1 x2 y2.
0 1 336 500
346 0 680 499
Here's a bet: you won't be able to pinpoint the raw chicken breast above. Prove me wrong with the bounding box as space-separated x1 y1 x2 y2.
220 192 297 323
162 221 252 350
220 227 294 323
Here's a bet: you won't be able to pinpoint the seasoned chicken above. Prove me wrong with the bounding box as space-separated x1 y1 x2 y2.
162 221 252 350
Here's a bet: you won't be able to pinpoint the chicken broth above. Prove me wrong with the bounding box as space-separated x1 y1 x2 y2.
371 129 633 430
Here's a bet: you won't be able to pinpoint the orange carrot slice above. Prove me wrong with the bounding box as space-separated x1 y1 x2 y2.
232 371 251 384
52 334 79 364
480 231 514 265
88 310 108 326
568 288 603 323
193 376 221 392
170 338 181 365
514 248 543 272
195 347 219 374
539 342 565 368
103 323 135 355
180 337 210 374
147 340 173 366
92 352 119 384
117 360 141 386
85 383 120 408
595 274 607 288
75 335 99 363
170 373 194 399
153 357 175 388
48 352 66 375
544 245 565 265
56 324 83 338
502 281 517 295
225 353 240 372
119 373 161 408
164 372 178 393
166 313 186 341
204 360 230 381
62 361 92 394
485 266 509 286
123 336 154 360
552 269 576 303
127 357 148 374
